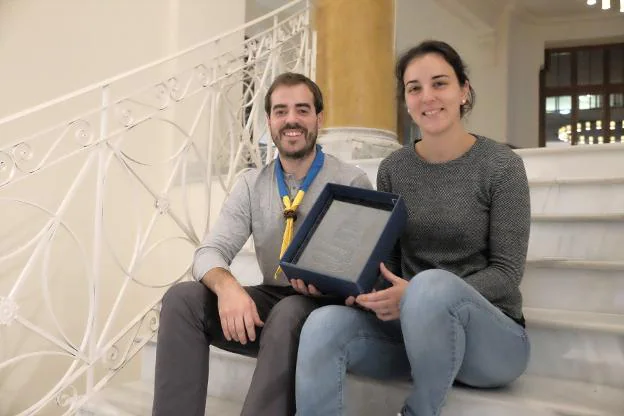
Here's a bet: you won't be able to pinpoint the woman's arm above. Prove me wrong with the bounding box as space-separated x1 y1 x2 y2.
463 154 531 303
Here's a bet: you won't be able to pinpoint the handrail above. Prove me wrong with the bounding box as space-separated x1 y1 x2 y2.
0 1 313 413
0 0 306 126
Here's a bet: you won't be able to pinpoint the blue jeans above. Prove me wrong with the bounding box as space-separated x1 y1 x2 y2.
295 269 530 416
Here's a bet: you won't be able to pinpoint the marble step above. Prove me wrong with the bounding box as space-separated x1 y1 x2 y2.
523 308 624 389
517 144 624 181
139 343 256 400
349 158 383 188
230 249 263 286
350 145 624 185
230 253 624 316
163 347 623 416
348 373 624 416
528 214 624 262
140 306 624 394
530 178 624 215
205 308 624 391
136 343 624 416
522 259 624 314
80 374 624 416
78 380 242 415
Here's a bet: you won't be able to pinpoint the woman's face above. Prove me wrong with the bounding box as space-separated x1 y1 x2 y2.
403 53 469 138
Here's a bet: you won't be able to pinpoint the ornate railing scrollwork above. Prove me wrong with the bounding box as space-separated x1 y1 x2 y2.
0 296 19 326
55 385 78 409
0 0 312 414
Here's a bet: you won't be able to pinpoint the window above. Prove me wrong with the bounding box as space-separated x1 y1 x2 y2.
546 96 572 114
546 52 572 87
578 94 602 110
540 43 624 147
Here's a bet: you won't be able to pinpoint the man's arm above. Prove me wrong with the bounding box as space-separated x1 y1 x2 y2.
193 171 264 344
203 266 264 345
201 267 238 296
192 171 254 285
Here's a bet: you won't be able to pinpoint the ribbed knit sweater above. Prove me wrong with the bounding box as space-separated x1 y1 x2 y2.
376 136 530 322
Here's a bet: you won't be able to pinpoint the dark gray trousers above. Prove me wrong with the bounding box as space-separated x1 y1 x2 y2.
152 281 337 416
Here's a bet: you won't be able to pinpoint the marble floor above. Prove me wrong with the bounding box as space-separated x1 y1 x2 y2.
79 381 242 416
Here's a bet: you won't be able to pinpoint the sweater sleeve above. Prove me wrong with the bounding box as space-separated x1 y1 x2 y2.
462 154 531 303
191 172 254 281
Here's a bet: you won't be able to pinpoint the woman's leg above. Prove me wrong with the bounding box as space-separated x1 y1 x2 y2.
295 305 409 416
400 269 530 416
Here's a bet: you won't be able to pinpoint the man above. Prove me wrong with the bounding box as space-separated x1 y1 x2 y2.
152 72 372 416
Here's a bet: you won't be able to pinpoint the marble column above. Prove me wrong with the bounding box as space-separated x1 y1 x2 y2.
313 0 401 160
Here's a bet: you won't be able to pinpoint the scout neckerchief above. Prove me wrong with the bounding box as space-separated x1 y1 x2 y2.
274 145 325 278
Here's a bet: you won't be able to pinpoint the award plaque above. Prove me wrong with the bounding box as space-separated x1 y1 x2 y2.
280 183 407 297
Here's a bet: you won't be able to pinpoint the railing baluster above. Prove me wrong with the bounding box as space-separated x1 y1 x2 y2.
87 84 110 394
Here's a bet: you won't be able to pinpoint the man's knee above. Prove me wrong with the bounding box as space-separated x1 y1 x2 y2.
261 296 318 341
161 281 213 321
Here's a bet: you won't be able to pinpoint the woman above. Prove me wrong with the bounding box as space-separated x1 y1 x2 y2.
294 40 531 416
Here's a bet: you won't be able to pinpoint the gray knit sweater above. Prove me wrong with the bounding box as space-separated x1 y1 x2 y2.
377 136 530 322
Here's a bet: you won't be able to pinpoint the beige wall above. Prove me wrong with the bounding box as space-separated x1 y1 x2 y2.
507 14 624 148
395 0 509 143
395 0 624 149
0 0 245 119
0 1 245 414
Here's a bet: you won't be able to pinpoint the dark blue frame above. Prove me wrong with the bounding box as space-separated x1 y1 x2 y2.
280 183 407 298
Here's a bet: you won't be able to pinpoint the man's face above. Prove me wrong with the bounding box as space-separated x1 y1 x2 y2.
267 84 322 160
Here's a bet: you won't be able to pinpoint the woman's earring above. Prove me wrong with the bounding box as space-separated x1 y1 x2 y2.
461 99 466 105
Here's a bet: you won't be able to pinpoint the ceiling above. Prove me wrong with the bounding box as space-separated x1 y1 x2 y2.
252 0 624 20
519 0 623 19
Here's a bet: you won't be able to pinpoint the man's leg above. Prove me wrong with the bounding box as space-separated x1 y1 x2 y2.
296 305 410 416
152 282 280 416
153 281 218 416
238 294 323 416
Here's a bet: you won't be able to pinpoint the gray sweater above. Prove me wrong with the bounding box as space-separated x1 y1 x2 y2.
377 136 530 322
192 153 373 286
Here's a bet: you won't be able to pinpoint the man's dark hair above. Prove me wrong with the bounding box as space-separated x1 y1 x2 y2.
264 72 324 115
396 40 476 117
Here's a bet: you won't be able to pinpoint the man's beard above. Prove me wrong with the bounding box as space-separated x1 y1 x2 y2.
272 123 318 160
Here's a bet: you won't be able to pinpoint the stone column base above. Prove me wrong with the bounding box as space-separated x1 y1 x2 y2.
317 127 402 161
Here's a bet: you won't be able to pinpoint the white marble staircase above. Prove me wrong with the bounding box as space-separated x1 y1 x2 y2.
82 143 624 415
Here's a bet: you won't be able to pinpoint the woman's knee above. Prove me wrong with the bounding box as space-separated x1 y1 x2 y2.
401 269 468 311
299 305 361 351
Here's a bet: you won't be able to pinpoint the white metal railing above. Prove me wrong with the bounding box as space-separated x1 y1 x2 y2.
0 1 312 414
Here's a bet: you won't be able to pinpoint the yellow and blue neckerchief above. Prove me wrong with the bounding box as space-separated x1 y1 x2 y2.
274 145 325 278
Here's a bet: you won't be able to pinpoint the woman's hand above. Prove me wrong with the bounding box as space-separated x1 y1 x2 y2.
355 263 407 321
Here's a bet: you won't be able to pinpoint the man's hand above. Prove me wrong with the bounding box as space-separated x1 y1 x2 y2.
355 263 407 321
215 280 264 345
